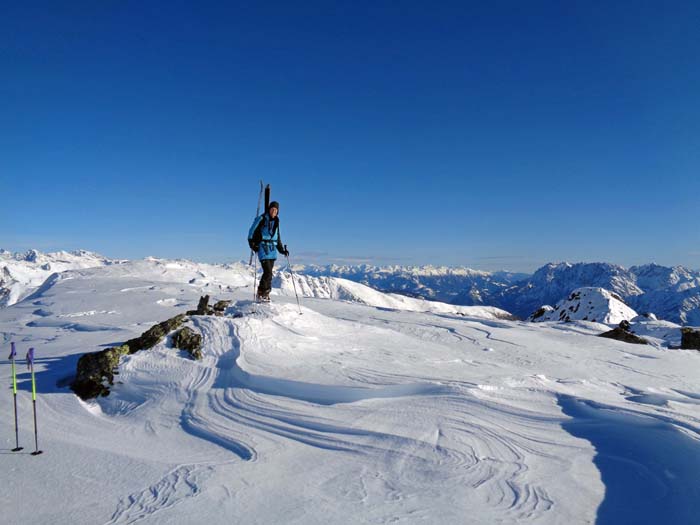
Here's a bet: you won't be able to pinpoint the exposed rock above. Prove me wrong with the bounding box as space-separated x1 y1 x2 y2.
618 320 631 331
172 326 203 360
187 295 213 316
213 299 232 315
599 327 648 345
70 345 130 399
184 295 231 316
529 305 554 321
492 311 520 321
681 327 700 350
124 314 186 353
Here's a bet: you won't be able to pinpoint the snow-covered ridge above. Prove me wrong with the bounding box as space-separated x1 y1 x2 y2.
530 287 638 324
274 272 515 320
0 249 117 307
2 250 513 321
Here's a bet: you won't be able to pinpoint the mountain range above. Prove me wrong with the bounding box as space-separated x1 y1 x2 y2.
296 262 700 325
3 250 700 325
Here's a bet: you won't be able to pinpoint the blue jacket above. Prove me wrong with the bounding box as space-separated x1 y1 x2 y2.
248 213 284 261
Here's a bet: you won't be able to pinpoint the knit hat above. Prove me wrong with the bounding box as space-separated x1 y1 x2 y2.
269 201 279 211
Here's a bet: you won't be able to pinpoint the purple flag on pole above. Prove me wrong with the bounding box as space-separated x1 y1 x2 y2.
8 342 16 360
26 347 34 369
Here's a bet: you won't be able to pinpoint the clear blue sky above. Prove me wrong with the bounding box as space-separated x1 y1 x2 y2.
2 2 699 272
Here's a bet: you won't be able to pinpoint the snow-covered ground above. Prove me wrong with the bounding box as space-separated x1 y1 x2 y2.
2 258 700 524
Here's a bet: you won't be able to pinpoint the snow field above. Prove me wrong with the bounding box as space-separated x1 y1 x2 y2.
1 259 700 523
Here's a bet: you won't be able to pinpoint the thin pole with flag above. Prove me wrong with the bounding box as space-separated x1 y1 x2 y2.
9 342 23 452
27 348 42 456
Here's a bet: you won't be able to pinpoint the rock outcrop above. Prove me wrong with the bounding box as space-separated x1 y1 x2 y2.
186 295 231 317
680 327 700 350
599 320 648 345
71 314 186 400
187 295 211 316
124 314 186 353
70 296 235 399
173 326 203 360
71 345 130 399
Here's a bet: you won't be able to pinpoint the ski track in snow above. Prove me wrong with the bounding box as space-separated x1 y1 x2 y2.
106 464 211 525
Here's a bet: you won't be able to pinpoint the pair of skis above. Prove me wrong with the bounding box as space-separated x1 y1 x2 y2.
250 181 270 305
248 180 270 266
8 342 43 455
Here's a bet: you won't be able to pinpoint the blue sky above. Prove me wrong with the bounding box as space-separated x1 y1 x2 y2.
2 2 699 272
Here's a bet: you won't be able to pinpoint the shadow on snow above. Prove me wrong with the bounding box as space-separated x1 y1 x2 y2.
557 395 700 525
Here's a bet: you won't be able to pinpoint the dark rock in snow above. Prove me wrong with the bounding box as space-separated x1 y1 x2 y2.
173 326 203 360
599 327 648 345
72 313 189 399
71 345 130 399
185 295 231 316
212 300 232 315
124 314 186 353
680 327 700 350
187 295 213 316
529 305 553 321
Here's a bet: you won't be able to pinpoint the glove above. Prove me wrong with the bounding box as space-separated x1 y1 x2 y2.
248 239 259 251
281 247 289 257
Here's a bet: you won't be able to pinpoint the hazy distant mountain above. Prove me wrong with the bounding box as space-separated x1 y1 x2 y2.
294 264 528 304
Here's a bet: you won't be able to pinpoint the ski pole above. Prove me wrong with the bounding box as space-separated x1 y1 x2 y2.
253 257 258 303
284 246 302 315
9 342 23 452
26 348 42 456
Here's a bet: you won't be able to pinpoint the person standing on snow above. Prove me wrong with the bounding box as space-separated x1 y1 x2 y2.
248 201 289 302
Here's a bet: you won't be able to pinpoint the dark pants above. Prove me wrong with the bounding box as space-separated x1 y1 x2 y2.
258 259 275 297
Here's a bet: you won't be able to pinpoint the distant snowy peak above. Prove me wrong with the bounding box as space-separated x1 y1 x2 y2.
497 262 643 320
0 248 112 266
0 248 115 307
630 263 700 292
530 262 643 296
530 287 638 325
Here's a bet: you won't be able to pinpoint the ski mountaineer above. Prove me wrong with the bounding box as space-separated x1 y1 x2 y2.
248 201 289 302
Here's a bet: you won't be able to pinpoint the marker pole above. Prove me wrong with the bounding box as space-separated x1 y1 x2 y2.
10 342 23 452
27 348 42 455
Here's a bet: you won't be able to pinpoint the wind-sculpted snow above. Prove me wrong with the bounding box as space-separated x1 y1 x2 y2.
2 259 700 523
